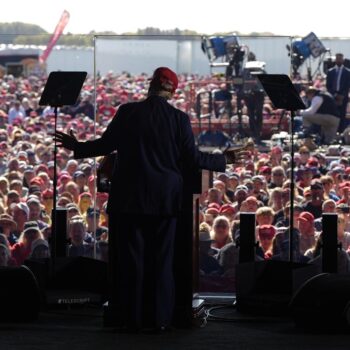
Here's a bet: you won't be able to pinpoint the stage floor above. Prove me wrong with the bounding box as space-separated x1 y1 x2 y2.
0 305 349 350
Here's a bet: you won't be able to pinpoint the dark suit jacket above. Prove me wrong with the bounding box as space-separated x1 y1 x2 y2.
326 66 350 100
74 95 226 215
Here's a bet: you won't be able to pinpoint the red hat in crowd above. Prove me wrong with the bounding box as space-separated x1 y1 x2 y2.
206 207 220 215
30 176 44 187
79 192 92 199
339 181 350 190
258 225 276 239
36 164 49 174
258 153 270 160
297 211 314 224
219 204 236 215
307 157 319 167
96 192 109 201
42 189 53 199
245 196 258 203
58 173 71 183
271 146 283 154
207 202 221 211
259 166 271 174
150 67 178 93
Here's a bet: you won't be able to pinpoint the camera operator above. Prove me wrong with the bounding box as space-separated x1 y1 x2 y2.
299 86 339 144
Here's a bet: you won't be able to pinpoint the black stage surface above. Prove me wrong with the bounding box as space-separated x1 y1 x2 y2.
1 305 349 350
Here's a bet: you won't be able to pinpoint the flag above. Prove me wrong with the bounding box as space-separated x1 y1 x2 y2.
39 10 70 64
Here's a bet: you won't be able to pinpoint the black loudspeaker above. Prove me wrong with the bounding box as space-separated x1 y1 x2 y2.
290 273 350 331
236 260 319 316
0 266 40 322
239 213 256 263
49 256 108 297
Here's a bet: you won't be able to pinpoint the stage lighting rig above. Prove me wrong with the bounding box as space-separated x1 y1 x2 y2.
286 32 326 79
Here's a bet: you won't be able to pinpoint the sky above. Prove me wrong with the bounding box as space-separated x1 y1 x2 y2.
1 0 350 38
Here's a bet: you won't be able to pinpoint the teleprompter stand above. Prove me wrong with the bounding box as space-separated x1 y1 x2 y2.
39 72 87 264
234 75 312 317
257 74 306 261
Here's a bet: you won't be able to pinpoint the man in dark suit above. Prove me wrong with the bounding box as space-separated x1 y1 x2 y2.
326 53 350 133
54 67 243 332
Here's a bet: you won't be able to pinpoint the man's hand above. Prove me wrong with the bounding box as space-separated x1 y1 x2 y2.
224 146 250 165
53 130 78 151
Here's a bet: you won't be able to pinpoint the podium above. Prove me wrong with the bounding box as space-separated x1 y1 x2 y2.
103 167 210 328
173 168 211 327
39 71 87 262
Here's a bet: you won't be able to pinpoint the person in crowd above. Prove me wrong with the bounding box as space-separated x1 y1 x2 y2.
78 192 92 215
67 216 94 258
210 215 232 250
11 221 44 266
305 232 350 273
297 211 318 255
41 189 54 216
326 53 350 133
268 187 284 214
12 202 29 237
336 214 350 251
256 206 275 228
71 92 94 119
5 190 20 214
314 199 336 231
302 179 325 219
27 197 47 230
257 225 276 259
85 207 108 241
0 213 18 246
29 238 50 259
232 185 248 212
0 243 10 266
320 175 339 201
251 175 269 205
198 226 223 276
73 170 88 194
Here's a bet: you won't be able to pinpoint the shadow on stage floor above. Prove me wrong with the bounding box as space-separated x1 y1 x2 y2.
0 304 349 350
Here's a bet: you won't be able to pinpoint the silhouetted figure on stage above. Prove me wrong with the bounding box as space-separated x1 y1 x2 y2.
54 67 245 332
244 89 265 143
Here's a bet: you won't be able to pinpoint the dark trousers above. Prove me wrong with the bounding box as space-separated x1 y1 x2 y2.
244 91 265 141
108 213 177 329
337 99 349 133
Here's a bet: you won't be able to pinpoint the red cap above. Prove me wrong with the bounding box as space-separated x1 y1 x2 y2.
339 181 350 190
271 146 283 154
30 176 44 186
307 157 319 167
297 211 314 223
258 225 276 239
79 192 92 199
207 202 221 210
42 189 53 198
219 204 236 215
259 166 271 174
206 207 220 215
151 67 178 93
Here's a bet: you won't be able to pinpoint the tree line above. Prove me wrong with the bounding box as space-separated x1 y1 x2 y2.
0 22 274 46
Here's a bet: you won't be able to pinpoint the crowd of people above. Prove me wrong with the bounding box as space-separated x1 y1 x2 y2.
0 63 349 295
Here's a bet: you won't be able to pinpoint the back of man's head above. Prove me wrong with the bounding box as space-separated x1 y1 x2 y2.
149 67 178 97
